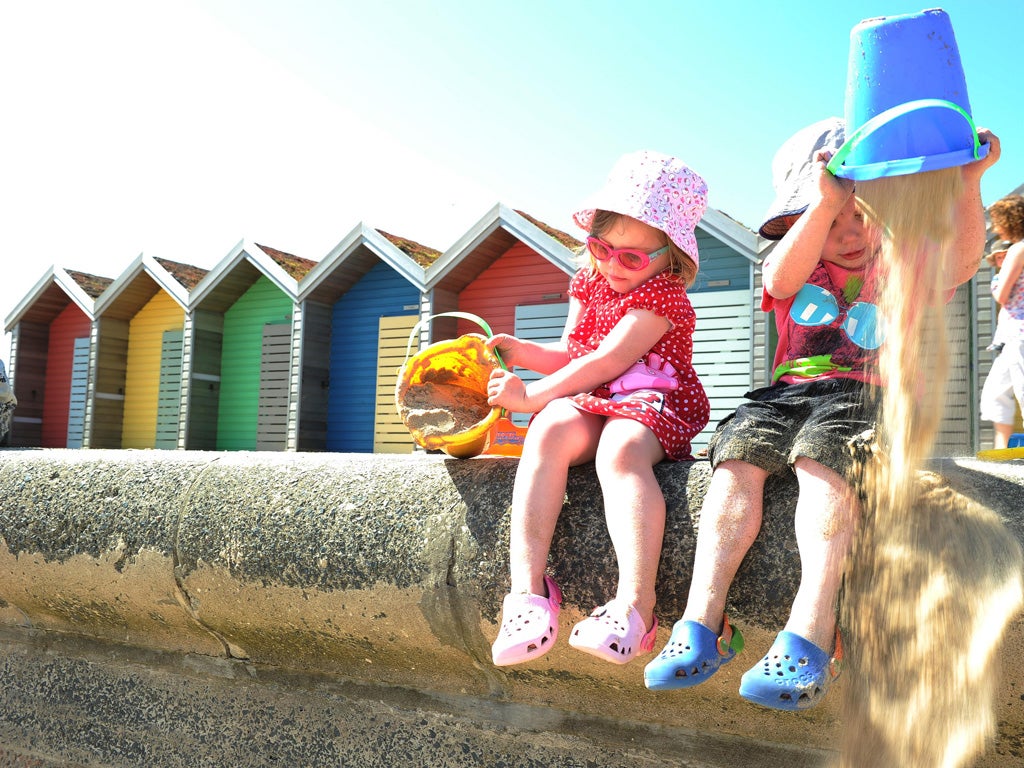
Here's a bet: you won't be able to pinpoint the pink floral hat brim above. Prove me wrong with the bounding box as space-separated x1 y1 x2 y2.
573 150 708 267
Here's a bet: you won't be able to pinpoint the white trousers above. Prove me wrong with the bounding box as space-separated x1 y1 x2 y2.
980 339 1024 424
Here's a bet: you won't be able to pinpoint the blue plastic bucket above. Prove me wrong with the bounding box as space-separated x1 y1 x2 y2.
828 8 988 181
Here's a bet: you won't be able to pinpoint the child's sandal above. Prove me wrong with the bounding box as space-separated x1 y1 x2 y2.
644 615 744 690
568 600 658 665
738 629 843 711
491 575 562 666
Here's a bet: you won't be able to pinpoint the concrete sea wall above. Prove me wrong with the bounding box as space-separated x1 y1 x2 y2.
0 450 1021 767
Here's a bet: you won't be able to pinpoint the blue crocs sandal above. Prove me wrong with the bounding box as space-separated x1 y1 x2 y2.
644 615 744 690
738 630 843 711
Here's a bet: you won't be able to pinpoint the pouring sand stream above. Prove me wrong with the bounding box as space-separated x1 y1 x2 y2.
837 168 1024 767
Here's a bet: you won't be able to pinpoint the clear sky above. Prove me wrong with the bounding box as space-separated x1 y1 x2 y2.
3 1 1022 359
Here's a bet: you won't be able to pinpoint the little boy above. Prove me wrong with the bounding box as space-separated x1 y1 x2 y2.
644 117 999 710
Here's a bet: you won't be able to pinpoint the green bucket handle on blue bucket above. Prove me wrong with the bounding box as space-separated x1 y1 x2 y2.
402 311 507 371
826 98 983 177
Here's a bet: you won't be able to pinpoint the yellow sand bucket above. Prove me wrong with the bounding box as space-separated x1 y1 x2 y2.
395 312 504 459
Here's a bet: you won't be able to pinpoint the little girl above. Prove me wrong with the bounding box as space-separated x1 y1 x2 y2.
486 150 710 666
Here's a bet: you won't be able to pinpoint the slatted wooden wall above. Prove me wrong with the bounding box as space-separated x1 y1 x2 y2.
690 289 753 451
512 303 569 427
9 321 49 447
454 242 572 340
89 317 129 449
373 315 419 453
256 323 291 451
122 291 185 448
217 277 292 451
40 303 90 447
328 262 419 453
186 310 224 450
933 282 974 455
750 266 772 389
691 231 755 293
154 330 184 449
297 301 332 452
66 337 90 448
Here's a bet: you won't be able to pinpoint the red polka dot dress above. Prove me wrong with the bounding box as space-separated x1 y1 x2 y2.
566 268 709 461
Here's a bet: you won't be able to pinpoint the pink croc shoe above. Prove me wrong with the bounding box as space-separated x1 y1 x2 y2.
568 600 658 665
491 576 562 666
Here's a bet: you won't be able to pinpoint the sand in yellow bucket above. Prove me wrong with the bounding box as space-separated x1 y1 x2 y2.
395 313 504 459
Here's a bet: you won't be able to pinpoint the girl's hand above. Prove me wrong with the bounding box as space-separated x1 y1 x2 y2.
487 368 532 412
486 334 522 368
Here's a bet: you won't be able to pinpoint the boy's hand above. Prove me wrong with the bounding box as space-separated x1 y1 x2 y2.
945 128 1000 288
814 150 855 213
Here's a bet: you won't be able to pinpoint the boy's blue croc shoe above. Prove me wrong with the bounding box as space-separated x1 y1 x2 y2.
644 616 743 690
738 630 843 711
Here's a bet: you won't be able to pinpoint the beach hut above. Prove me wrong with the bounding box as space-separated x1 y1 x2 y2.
423 205 579 430
3 267 112 447
297 225 436 453
186 241 315 451
88 255 206 449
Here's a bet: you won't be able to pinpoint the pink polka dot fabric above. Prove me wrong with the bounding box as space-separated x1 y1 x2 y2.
566 269 710 461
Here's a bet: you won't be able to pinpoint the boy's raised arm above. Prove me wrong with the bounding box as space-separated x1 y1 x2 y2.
947 128 1001 288
762 153 854 300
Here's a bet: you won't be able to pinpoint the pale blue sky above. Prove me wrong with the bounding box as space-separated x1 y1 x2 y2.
2 1 1022 356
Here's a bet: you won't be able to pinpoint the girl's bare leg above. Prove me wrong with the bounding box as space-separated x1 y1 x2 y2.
509 400 603 596
593 417 666 630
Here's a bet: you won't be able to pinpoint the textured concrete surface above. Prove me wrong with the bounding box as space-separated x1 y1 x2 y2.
0 626 834 768
0 449 1021 766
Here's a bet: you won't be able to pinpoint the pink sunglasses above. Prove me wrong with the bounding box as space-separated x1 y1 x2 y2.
586 236 670 272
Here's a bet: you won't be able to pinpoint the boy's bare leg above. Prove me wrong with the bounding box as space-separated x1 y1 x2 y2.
681 459 768 631
783 456 858 651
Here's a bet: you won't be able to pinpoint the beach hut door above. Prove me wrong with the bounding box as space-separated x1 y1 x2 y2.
256 322 291 451
65 336 89 448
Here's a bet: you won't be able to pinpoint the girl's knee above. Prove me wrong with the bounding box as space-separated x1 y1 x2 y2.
594 431 661 478
522 402 602 462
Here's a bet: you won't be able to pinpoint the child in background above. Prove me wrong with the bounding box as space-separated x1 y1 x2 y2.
486 151 710 667
645 117 999 709
981 194 1024 449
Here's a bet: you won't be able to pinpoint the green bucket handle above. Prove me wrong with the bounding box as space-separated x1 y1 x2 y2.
826 98 982 176
402 311 507 371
